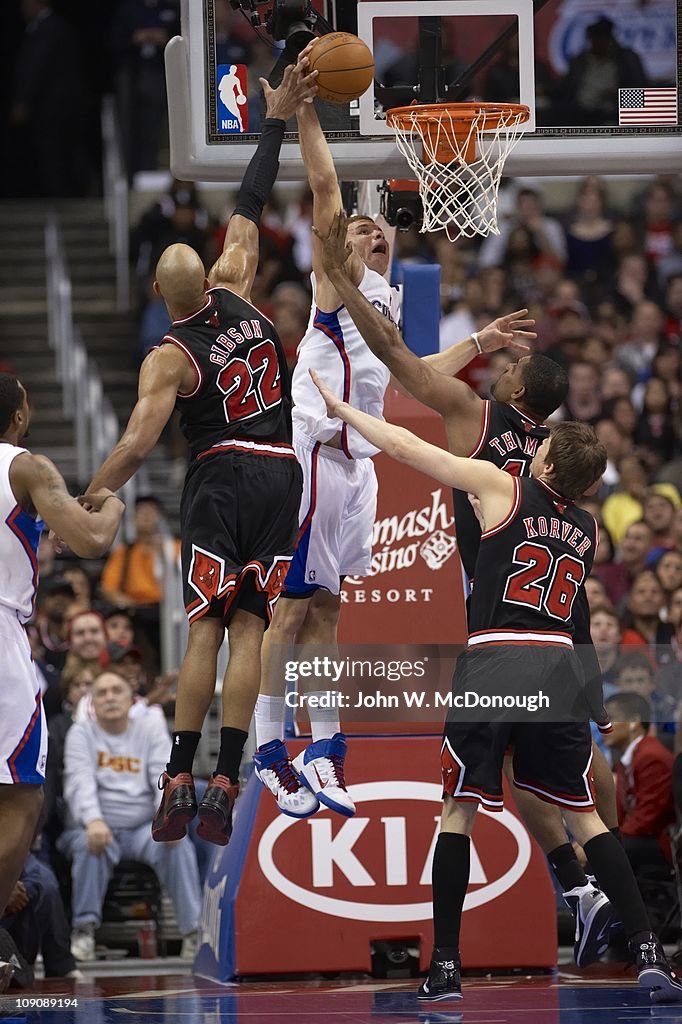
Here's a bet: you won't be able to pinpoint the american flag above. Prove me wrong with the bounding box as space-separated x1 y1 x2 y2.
618 87 678 125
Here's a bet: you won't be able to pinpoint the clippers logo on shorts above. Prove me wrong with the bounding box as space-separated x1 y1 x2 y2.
216 64 248 133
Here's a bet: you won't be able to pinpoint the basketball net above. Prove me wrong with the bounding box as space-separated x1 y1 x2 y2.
386 103 530 241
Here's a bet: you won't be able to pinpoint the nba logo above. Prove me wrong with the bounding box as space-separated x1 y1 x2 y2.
216 64 248 133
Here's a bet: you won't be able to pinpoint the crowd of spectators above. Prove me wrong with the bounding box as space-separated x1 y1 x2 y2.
3 0 681 979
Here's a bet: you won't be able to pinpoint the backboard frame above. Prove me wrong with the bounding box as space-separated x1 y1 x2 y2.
165 0 682 181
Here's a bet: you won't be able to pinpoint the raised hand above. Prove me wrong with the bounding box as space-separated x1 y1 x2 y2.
260 60 318 122
476 309 537 354
312 211 353 275
310 369 343 418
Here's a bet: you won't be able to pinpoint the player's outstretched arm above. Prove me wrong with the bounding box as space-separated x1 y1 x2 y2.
311 369 514 510
210 61 318 299
11 456 124 559
313 212 480 419
85 346 186 496
424 310 536 376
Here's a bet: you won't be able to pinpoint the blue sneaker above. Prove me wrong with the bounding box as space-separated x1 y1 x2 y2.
254 739 319 818
292 733 355 817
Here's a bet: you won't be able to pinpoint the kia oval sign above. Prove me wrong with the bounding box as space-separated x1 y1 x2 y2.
257 781 532 922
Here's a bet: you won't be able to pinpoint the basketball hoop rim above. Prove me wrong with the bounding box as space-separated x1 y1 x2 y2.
386 102 531 131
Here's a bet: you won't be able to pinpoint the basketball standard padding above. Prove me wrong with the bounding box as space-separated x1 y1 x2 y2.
308 32 374 104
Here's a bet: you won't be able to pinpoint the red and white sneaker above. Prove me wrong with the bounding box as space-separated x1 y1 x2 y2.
292 732 355 817
254 739 320 817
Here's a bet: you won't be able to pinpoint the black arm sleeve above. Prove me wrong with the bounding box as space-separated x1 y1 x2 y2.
234 118 286 225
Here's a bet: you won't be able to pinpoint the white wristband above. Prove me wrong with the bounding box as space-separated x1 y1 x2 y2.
471 331 482 355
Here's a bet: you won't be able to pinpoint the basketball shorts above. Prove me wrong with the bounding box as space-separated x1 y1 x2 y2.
441 644 595 813
0 606 47 785
283 429 378 597
180 446 302 625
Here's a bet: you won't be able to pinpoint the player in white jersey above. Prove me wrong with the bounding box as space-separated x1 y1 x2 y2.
0 375 123 937
252 82 399 817
254 67 538 820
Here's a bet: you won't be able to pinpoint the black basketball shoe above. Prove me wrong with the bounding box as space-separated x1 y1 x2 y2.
633 933 682 1002
197 774 240 846
151 772 197 842
418 948 462 1003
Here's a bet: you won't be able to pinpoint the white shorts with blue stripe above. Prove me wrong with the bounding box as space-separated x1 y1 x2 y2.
0 606 47 785
284 429 378 597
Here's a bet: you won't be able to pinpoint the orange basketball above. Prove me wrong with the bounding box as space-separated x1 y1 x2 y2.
307 32 374 104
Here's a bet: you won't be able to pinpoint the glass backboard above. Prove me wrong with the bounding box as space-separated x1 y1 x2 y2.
165 0 681 181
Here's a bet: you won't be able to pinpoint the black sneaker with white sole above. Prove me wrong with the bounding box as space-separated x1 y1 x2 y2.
418 948 462 1003
0 928 33 989
633 933 682 1003
563 882 614 967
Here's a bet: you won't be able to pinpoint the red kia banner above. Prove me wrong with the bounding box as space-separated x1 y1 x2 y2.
195 736 557 980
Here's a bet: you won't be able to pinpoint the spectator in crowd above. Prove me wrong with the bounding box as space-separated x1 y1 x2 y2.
639 181 676 269
655 614 682 703
610 254 653 318
604 691 675 873
36 532 59 581
656 551 682 608
601 364 634 403
590 604 622 690
667 586 682 631
635 378 678 465
68 610 109 671
603 457 649 544
61 566 93 617
478 185 567 271
9 0 85 196
594 419 627 492
58 670 201 962
614 653 676 734
592 523 631 605
44 663 97 847
662 273 682 341
617 301 665 381
0 853 81 980
101 496 179 657
563 361 602 422
620 570 674 655
559 16 647 126
607 396 638 445
643 488 680 556
564 176 615 292
615 520 655 582
29 575 74 677
110 0 180 178
103 608 136 649
585 575 610 611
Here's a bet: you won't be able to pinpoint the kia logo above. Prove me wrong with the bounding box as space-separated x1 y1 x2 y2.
258 781 531 922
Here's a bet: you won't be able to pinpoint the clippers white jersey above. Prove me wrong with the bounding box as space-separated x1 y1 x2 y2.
0 445 41 623
0 444 47 785
292 266 400 460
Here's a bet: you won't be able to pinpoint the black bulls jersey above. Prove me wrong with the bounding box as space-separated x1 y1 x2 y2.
160 286 293 460
468 476 597 640
454 401 548 580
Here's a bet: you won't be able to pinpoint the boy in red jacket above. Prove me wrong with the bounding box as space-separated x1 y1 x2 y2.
604 691 675 872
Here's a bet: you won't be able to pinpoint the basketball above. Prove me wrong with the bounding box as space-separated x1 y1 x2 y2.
307 32 374 104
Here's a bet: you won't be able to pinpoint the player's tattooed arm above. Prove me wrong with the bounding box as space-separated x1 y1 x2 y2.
86 346 184 496
424 310 536 376
311 367 514 522
12 454 123 558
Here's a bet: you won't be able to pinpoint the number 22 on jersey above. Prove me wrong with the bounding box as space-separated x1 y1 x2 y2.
217 340 282 423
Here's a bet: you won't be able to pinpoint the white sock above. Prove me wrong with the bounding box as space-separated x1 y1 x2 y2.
254 694 285 748
307 691 341 744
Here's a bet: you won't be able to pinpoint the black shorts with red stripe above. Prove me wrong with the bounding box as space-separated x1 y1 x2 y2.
180 442 302 625
441 643 595 813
